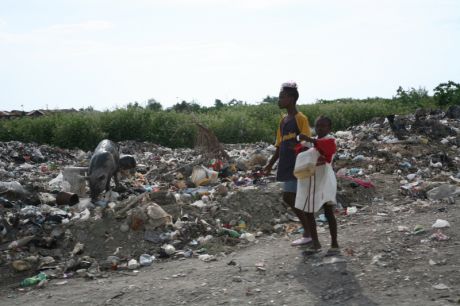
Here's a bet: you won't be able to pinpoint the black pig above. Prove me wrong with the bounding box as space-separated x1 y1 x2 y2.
88 140 120 200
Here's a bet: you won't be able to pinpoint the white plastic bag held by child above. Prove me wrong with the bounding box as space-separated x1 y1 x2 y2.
293 148 320 179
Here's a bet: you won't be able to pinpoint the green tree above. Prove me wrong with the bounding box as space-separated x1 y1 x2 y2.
127 102 143 109
434 81 460 106
79 106 95 112
394 86 429 106
214 99 224 109
146 99 162 111
170 100 201 113
262 95 278 104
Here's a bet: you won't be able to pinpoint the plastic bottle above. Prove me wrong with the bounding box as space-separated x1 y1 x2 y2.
20 272 47 287
220 228 241 238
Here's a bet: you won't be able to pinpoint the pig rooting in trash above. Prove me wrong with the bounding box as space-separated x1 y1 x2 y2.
88 140 120 201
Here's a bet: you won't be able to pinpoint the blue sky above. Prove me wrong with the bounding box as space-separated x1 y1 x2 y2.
1 0 459 110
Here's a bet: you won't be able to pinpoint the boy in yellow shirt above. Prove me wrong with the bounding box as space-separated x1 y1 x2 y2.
264 82 312 246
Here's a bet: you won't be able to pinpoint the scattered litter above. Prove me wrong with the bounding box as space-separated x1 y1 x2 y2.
128 259 140 270
432 283 450 290
346 207 358 215
427 184 460 200
432 219 450 228
20 272 47 287
397 226 410 232
139 254 155 266
198 254 216 262
1 107 460 289
430 230 449 241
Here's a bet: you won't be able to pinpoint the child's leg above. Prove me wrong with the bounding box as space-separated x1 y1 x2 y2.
305 212 321 249
324 205 339 249
283 192 311 238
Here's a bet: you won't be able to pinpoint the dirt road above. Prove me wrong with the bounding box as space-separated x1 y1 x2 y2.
0 237 389 306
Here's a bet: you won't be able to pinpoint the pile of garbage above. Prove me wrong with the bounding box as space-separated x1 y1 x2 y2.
1 105 460 288
0 139 291 287
333 106 460 204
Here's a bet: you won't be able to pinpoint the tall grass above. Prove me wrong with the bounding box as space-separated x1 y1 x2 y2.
0 97 436 150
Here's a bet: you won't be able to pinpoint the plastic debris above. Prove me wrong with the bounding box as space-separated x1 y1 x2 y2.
240 232 256 242
346 207 358 215
20 272 47 287
432 219 450 229
128 259 140 270
139 254 155 266
432 283 449 290
198 254 216 262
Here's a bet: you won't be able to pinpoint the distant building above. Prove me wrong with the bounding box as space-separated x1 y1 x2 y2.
26 110 46 117
0 111 11 119
0 108 79 120
8 110 25 119
58 108 77 113
45 108 78 114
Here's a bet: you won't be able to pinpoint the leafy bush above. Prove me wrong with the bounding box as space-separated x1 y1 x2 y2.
52 113 106 150
0 84 444 149
434 81 460 106
394 86 430 107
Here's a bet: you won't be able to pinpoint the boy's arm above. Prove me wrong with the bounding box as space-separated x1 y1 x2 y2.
297 134 316 143
265 121 282 175
264 146 280 175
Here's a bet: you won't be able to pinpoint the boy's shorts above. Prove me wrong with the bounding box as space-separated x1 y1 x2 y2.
282 180 297 193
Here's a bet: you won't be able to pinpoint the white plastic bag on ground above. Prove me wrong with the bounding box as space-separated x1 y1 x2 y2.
0 181 29 199
191 166 218 186
48 172 71 192
38 193 56 204
145 202 173 229
294 148 320 179
240 232 256 242
62 167 87 196
432 219 450 228
128 259 140 270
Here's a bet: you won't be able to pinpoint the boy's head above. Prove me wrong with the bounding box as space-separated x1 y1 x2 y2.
315 116 332 138
278 82 299 109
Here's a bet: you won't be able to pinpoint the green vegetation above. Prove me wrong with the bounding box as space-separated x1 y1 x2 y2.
434 81 460 106
2 81 458 150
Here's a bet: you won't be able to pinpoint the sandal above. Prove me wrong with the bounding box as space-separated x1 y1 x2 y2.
325 248 341 257
302 247 322 256
291 237 312 246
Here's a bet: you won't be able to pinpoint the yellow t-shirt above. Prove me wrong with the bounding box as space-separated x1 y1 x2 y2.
275 112 312 181
275 112 311 147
